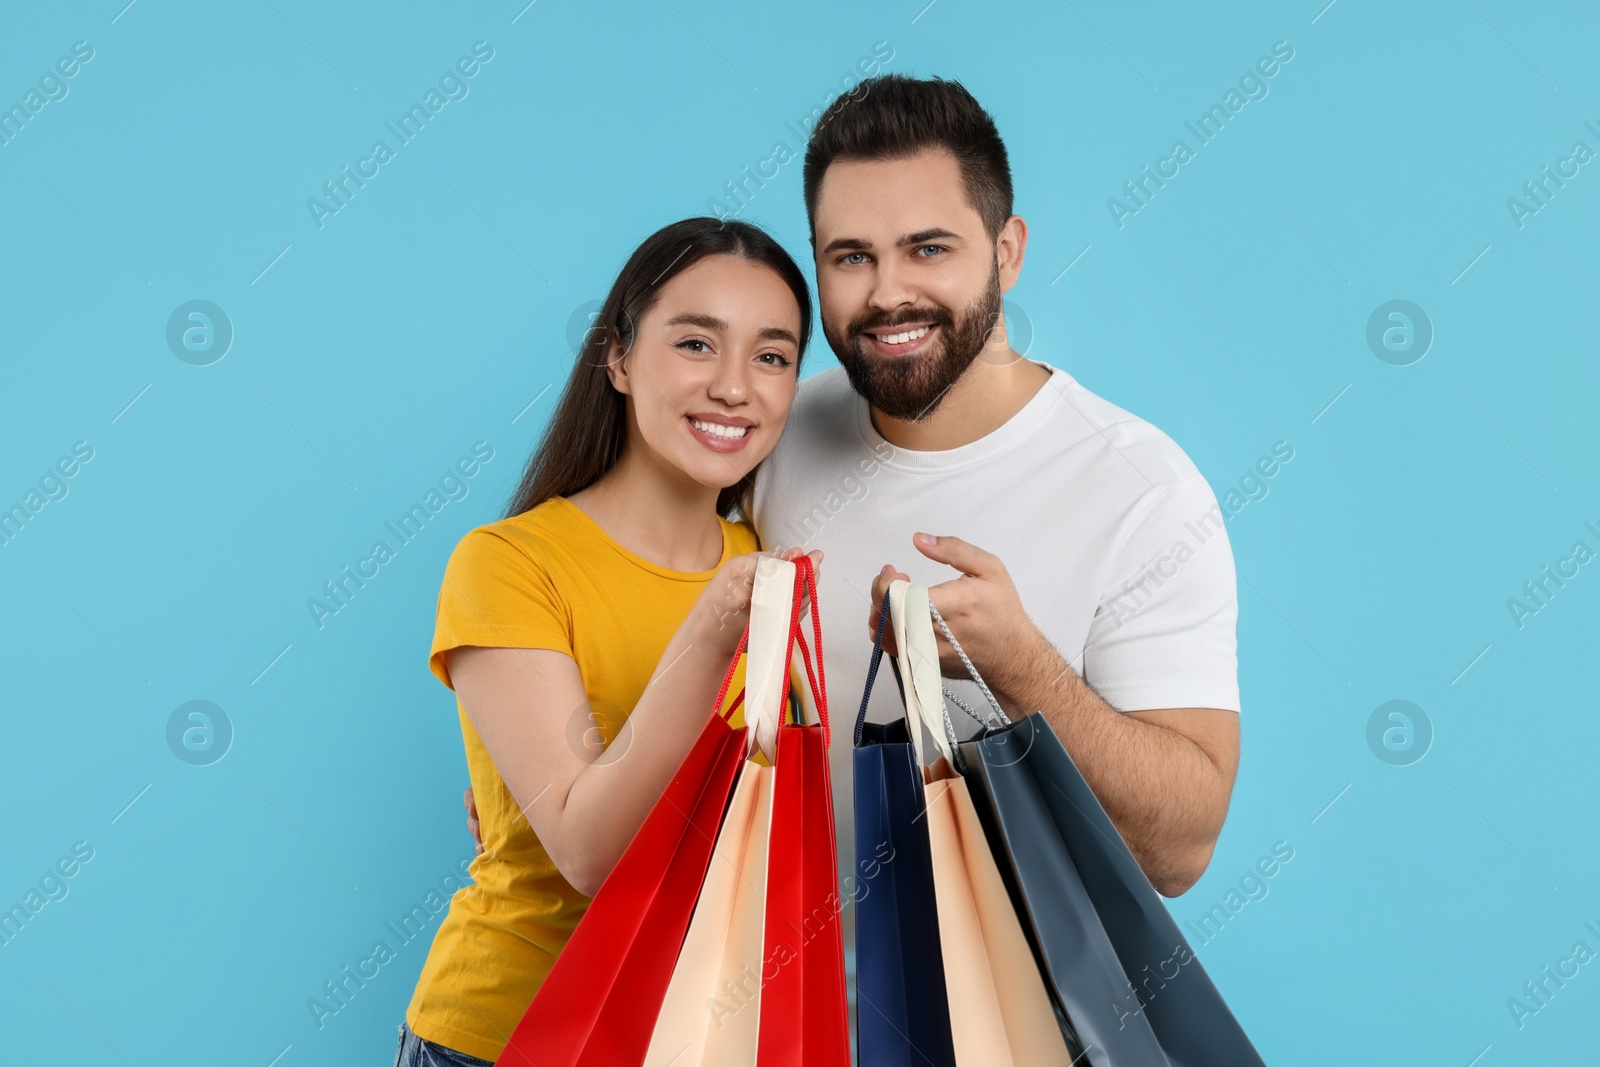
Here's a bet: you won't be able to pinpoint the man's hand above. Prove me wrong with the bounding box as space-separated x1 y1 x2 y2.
866 531 1238 897
464 787 482 855
866 532 1052 714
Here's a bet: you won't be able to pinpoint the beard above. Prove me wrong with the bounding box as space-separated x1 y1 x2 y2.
823 260 1004 422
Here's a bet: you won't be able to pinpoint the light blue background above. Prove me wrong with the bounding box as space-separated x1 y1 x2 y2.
3 1 1597 1063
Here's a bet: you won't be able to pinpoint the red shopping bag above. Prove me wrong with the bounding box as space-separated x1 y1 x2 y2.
757 554 849 1067
497 632 755 1067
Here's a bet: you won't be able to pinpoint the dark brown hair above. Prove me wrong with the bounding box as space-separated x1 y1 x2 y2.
802 74 1013 240
503 217 811 520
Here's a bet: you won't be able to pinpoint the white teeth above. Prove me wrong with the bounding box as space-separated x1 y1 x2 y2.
690 418 750 440
877 325 931 345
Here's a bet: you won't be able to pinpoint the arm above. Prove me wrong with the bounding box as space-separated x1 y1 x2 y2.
452 548 816 897
868 535 1238 897
969 628 1238 896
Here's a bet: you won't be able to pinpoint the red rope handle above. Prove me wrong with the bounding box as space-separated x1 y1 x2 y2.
790 555 830 746
711 622 750 722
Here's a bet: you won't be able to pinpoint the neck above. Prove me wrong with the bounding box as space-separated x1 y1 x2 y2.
869 345 1052 451
567 445 726 573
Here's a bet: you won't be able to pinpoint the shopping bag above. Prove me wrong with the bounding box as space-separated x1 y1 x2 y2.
851 588 957 1067
497 636 753 1067
645 754 774 1064
757 553 849 1067
879 580 1077 1065
925 603 1268 1067
646 555 848 1065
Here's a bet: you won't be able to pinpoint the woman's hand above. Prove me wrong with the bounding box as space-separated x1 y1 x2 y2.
687 547 823 660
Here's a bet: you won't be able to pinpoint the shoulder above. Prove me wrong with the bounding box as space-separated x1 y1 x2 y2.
1042 366 1207 489
1035 367 1225 548
445 499 577 578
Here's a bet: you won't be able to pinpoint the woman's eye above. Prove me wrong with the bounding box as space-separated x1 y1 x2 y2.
675 339 712 354
756 351 793 367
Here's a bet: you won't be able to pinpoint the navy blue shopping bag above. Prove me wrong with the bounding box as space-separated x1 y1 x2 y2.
851 590 957 1067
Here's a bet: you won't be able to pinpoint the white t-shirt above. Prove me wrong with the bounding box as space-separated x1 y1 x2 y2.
753 359 1240 724
750 359 1239 1035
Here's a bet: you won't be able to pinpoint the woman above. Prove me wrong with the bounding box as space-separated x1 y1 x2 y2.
394 217 821 1065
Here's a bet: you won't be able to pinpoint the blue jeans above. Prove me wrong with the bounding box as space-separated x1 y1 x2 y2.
393 1021 494 1067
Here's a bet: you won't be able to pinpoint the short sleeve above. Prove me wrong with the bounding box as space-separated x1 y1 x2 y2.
428 526 573 690
1081 477 1241 713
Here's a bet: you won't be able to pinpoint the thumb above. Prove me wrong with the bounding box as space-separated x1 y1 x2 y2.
913 533 999 577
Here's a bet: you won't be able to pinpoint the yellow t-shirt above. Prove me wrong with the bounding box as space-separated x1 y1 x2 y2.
405 495 761 1061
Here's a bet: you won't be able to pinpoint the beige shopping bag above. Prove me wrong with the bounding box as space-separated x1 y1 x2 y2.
644 759 774 1065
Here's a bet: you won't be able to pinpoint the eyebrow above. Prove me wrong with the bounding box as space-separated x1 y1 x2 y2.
662 312 798 347
818 227 963 256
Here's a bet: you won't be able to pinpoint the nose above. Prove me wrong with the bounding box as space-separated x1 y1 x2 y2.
867 255 916 314
706 349 751 405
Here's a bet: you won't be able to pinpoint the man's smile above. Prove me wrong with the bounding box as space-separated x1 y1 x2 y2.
865 322 939 356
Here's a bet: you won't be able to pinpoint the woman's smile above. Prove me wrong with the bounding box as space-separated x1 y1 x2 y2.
686 412 756 453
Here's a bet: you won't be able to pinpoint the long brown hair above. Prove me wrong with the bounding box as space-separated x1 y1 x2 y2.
503 218 813 521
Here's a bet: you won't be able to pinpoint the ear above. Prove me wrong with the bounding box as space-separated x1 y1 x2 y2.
995 214 1028 293
601 336 632 396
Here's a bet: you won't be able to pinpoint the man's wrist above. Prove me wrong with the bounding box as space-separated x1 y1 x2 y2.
986 623 1062 715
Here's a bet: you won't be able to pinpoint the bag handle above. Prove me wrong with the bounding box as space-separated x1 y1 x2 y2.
745 556 798 761
888 580 958 767
853 588 906 747
852 582 1009 765
788 554 830 746
928 602 1009 732
732 554 831 761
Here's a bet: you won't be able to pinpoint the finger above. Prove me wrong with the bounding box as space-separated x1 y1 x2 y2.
913 533 1002 578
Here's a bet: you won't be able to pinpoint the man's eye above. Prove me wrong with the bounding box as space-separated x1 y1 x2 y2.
915 245 946 258
840 252 867 266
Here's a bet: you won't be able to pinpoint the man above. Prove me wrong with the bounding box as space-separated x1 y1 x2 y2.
754 73 1240 902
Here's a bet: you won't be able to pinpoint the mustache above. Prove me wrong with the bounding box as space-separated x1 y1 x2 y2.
847 307 953 339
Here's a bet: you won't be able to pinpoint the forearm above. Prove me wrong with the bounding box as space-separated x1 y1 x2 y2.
554 631 731 894
992 636 1231 896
